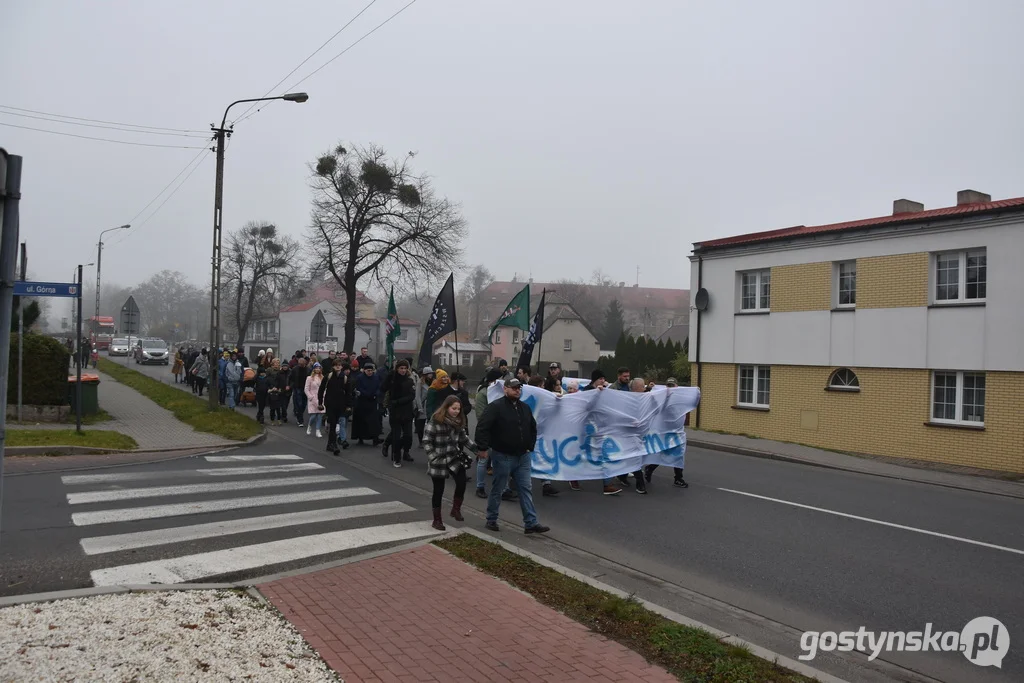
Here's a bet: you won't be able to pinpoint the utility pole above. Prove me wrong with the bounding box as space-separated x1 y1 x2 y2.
17 242 26 422
96 224 130 321
206 91 308 410
75 264 83 432
0 149 23 550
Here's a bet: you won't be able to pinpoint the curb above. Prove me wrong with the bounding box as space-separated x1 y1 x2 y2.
5 429 265 458
688 438 1024 501
451 528 850 683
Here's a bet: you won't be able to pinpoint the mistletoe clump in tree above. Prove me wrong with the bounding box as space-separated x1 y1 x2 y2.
307 144 466 352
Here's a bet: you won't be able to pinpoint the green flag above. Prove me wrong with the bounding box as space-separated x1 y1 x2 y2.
488 284 530 340
385 287 401 367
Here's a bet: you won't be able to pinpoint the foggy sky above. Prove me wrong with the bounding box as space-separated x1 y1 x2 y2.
4 0 1023 315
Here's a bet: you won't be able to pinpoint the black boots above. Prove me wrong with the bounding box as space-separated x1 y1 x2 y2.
431 508 446 531
450 497 464 522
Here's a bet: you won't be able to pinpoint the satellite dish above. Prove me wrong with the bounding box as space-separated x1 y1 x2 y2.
694 288 710 312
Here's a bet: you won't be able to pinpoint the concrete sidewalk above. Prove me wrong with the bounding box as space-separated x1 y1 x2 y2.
687 429 1024 499
9 370 235 451
257 544 677 683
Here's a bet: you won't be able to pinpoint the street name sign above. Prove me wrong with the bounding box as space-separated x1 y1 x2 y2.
14 281 79 297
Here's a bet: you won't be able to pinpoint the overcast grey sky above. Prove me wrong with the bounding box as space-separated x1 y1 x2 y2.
4 0 1023 300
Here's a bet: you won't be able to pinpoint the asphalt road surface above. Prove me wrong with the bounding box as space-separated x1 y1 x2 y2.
5 358 1021 683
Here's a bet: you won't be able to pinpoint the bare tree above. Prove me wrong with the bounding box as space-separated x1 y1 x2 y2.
224 221 299 349
306 143 466 352
461 265 494 340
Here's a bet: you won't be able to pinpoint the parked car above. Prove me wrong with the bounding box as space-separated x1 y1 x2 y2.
135 338 170 365
107 338 131 356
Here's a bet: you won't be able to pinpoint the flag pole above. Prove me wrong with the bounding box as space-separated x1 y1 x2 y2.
535 288 545 373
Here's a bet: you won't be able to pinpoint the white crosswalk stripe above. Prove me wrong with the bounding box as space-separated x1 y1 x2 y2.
67 452 438 586
67 474 347 505
90 521 442 586
62 463 322 485
203 454 301 462
80 501 416 555
72 487 379 526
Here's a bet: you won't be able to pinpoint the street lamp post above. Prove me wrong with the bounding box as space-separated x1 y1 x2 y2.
74 262 94 433
207 92 308 410
96 224 130 323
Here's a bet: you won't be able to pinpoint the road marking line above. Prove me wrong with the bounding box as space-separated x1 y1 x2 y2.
80 501 415 555
204 454 301 462
90 521 442 585
67 475 347 505
62 463 322 485
718 488 1024 556
71 487 379 526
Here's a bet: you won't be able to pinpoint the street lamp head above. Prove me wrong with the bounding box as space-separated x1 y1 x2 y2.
119 224 130 229
282 92 309 103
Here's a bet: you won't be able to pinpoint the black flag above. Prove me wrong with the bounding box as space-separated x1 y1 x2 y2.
418 273 458 368
517 289 546 369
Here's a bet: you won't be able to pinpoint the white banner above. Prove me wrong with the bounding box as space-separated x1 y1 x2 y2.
486 381 700 481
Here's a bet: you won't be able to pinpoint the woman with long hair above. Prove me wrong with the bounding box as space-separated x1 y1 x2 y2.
423 395 475 531
304 362 326 437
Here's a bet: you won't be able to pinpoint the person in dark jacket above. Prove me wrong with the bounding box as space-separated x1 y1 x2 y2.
383 359 416 467
254 366 270 424
352 364 383 445
355 347 374 369
267 358 288 425
289 357 310 427
318 357 354 454
474 378 549 535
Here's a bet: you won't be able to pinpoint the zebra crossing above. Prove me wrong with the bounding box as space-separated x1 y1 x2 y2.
62 453 441 587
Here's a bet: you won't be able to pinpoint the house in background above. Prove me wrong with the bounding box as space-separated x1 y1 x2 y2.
479 280 689 341
433 340 491 370
487 296 602 377
690 189 1024 474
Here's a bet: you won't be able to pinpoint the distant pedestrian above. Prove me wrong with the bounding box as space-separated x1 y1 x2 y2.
254 365 269 424
424 395 475 531
172 350 185 383
424 368 450 418
352 364 383 445
473 369 503 499
290 357 310 427
383 359 416 467
643 378 688 488
223 352 243 410
415 366 434 447
191 349 211 396
304 363 325 438
474 378 549 535
355 347 374 369
268 358 287 425
318 357 354 454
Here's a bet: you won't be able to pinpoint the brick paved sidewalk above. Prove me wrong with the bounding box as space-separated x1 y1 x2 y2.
258 545 676 683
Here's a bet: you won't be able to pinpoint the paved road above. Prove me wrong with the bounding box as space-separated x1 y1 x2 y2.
8 360 1022 682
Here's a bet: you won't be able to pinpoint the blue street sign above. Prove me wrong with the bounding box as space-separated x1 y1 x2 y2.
13 281 80 298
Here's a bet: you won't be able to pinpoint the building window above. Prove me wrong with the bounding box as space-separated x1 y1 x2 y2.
739 270 770 311
462 354 471 366
563 339 572 351
512 330 520 343
494 330 501 344
737 365 770 407
934 249 986 303
827 368 859 391
931 371 985 425
835 261 856 307
483 311 491 322
325 323 334 337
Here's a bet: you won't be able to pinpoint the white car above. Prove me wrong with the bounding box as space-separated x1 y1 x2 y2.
108 338 131 356
135 338 170 365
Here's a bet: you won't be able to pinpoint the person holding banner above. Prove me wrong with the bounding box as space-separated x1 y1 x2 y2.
475 378 550 535
424 395 476 531
643 378 689 488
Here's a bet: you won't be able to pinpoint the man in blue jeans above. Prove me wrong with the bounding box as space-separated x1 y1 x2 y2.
475 378 550 534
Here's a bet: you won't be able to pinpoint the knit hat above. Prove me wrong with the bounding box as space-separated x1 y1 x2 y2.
313 362 322 369
421 365 433 375
434 369 449 380
591 369 606 382
258 350 266 358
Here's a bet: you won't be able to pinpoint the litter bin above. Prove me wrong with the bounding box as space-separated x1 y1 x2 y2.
68 373 101 415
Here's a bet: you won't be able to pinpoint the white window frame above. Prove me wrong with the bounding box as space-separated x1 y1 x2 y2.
738 270 771 312
483 311 491 322
933 249 986 304
563 339 572 351
513 330 520 343
325 323 335 337
931 370 985 426
494 329 501 344
833 260 856 308
737 365 770 408
462 353 471 366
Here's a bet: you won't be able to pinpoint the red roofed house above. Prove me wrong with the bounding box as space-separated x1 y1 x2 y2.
689 189 1024 474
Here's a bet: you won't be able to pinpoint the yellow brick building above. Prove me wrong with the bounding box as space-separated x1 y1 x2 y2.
689 190 1024 474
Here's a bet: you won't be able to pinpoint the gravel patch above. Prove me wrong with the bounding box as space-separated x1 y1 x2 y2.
0 589 340 682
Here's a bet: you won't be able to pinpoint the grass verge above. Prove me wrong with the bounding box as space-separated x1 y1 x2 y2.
98 358 262 441
434 534 814 683
6 429 138 450
60 408 115 425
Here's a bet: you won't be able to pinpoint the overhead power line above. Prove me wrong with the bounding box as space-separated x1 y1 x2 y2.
0 104 206 133
114 147 213 246
0 109 210 139
0 122 208 149
230 0 381 125
234 0 419 126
